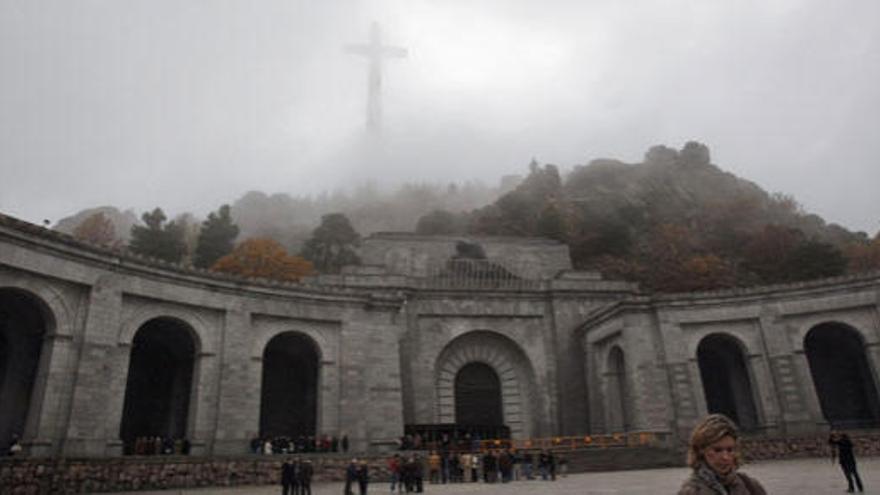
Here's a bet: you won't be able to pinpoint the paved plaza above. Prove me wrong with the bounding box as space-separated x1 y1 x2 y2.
103 457 880 494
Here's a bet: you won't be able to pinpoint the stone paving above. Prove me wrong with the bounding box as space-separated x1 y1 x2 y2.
103 457 880 494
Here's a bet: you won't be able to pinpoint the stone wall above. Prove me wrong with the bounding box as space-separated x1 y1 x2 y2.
359 232 572 279
0 454 392 494
741 432 880 461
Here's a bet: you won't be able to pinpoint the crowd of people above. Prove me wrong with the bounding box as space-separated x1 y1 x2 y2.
378 447 567 493
253 434 349 455
125 436 191 456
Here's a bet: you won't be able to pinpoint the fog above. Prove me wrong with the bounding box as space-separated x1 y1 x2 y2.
1 0 878 234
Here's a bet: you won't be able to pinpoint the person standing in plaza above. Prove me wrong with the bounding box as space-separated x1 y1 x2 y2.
678 414 766 495
299 459 313 495
522 449 534 480
357 459 370 495
830 431 865 493
388 453 402 493
538 449 550 480
344 458 358 495
428 450 441 484
281 457 296 495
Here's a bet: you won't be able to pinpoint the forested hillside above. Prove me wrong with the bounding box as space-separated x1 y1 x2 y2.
52 141 879 291
454 142 878 291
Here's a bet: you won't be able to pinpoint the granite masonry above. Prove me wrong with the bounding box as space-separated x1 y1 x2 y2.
1 212 880 463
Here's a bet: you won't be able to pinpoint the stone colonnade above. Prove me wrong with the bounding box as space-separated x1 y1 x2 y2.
583 285 880 438
2 215 880 458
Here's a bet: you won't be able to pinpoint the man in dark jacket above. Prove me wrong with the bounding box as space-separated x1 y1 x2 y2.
357 460 370 495
281 458 296 495
298 459 313 495
830 431 865 493
345 459 358 495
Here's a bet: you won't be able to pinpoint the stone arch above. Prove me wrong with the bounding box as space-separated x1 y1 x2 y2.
605 345 631 432
805 322 880 428
250 325 333 362
696 333 759 430
434 331 539 438
119 317 199 453
119 306 210 355
0 279 72 338
0 287 55 450
259 331 322 438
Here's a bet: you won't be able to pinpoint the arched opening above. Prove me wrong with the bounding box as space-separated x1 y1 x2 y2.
120 318 196 453
805 323 880 428
697 334 759 430
434 330 539 438
606 346 631 432
259 332 320 438
0 289 48 451
455 362 503 427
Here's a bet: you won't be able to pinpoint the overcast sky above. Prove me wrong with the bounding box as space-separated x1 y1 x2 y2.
1 0 878 234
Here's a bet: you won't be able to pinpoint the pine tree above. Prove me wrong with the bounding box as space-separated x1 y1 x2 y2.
193 205 239 269
300 213 361 274
129 208 186 263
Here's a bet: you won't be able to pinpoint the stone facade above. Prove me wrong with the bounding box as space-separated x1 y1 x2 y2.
1 213 880 460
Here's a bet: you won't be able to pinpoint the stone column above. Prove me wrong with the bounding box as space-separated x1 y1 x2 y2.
212 305 258 455
758 311 820 434
338 303 405 452
61 275 125 457
22 331 78 457
656 314 700 438
625 312 675 432
188 350 220 455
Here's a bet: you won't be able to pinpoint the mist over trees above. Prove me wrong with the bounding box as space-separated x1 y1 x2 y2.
72 212 119 248
463 141 876 291
229 180 509 253
300 213 362 274
54 142 879 290
55 206 138 243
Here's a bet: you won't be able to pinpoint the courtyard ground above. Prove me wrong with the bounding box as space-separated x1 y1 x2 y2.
103 456 879 494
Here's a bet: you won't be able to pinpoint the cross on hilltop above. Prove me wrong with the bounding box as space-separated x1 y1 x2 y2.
345 22 407 134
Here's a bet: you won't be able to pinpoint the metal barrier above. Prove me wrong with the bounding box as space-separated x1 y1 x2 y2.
472 431 670 452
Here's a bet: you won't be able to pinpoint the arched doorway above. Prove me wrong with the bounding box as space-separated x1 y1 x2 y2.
805 323 880 428
434 331 540 438
455 362 503 426
120 317 197 452
606 346 631 432
697 334 759 430
0 289 49 451
259 332 320 438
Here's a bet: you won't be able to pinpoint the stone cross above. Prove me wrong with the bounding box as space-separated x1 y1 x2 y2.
345 22 407 133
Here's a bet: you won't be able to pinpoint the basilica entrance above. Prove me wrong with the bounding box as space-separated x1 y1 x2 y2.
259 332 319 438
434 331 540 438
455 362 503 427
697 334 759 430
120 318 196 451
0 289 48 450
805 323 880 428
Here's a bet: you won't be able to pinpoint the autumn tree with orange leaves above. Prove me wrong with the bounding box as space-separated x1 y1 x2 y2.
211 238 313 281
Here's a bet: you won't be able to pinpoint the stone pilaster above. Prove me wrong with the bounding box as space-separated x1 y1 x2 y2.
61 275 124 457
212 305 257 455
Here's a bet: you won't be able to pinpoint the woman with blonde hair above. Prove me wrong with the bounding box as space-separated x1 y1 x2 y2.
678 414 766 495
